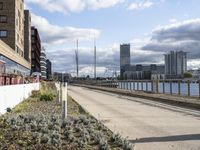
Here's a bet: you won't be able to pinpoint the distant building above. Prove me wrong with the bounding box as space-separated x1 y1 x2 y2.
0 0 31 76
31 27 41 74
46 59 52 80
40 48 47 80
192 69 200 80
24 10 31 62
120 44 165 80
123 64 165 80
165 51 187 79
53 72 72 82
120 44 130 78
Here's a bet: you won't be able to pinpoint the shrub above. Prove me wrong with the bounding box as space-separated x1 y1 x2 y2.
31 90 41 98
40 92 54 101
123 139 133 150
6 107 12 113
184 72 192 78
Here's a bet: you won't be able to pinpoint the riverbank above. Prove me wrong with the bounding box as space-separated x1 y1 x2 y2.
0 82 133 150
73 84 200 110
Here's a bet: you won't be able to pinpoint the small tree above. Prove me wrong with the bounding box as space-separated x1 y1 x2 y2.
184 72 193 78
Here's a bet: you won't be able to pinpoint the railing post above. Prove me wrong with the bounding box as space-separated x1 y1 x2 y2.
156 80 159 93
178 80 181 96
170 81 172 95
163 80 165 94
188 80 191 97
137 81 139 91
199 80 200 98
141 81 143 91
151 80 153 92
146 81 148 91
129 80 131 90
126 80 128 90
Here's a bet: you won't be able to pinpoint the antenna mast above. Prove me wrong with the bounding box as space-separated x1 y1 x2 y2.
94 38 97 79
75 40 79 77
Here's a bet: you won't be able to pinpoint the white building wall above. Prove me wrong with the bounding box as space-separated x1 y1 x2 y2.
0 83 40 114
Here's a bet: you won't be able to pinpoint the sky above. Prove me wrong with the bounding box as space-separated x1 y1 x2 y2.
25 0 200 77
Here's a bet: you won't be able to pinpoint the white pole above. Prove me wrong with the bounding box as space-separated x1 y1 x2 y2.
62 82 67 119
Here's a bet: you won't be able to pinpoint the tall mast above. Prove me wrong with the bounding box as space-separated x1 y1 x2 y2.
94 38 96 79
76 39 79 77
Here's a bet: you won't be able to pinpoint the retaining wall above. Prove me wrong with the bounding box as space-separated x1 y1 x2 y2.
0 83 40 114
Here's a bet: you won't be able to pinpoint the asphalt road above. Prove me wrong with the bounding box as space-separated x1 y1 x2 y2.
68 86 200 150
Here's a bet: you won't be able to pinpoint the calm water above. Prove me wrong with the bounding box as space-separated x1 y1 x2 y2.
118 82 200 97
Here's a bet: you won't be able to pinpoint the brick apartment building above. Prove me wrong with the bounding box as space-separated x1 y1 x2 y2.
0 0 31 85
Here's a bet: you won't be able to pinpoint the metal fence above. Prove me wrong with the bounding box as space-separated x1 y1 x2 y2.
72 80 200 98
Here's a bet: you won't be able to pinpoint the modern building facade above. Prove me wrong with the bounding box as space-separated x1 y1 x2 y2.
46 59 52 80
40 47 47 80
165 51 187 79
24 10 31 62
120 44 130 78
123 64 165 80
0 0 31 78
31 27 41 74
120 43 165 80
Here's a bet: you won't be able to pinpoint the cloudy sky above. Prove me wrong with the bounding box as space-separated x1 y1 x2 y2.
25 0 200 77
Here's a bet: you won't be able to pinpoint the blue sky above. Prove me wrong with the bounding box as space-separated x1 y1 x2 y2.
25 0 200 77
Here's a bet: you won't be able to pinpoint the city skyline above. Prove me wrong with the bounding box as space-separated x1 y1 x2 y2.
25 0 200 77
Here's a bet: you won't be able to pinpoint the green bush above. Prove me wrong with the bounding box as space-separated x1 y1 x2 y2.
40 92 54 101
184 72 193 78
6 107 12 113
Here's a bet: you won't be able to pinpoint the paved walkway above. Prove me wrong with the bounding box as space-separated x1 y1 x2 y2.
68 86 200 150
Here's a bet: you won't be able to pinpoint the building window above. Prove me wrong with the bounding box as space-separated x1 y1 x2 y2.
0 2 3 10
0 30 7 37
0 16 7 23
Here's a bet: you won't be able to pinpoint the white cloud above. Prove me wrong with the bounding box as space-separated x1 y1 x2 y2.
169 19 178 24
128 1 154 10
31 13 100 45
142 18 200 69
26 0 124 14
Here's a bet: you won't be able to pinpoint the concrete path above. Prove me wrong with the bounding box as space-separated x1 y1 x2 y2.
68 86 200 150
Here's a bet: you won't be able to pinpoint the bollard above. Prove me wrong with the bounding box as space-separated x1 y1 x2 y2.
178 80 181 96
62 83 67 120
57 90 61 103
62 100 67 119
188 80 191 97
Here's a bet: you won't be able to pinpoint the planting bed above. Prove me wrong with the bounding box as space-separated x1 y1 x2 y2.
0 82 133 150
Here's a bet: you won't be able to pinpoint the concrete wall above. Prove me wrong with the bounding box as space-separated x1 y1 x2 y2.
0 83 40 114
